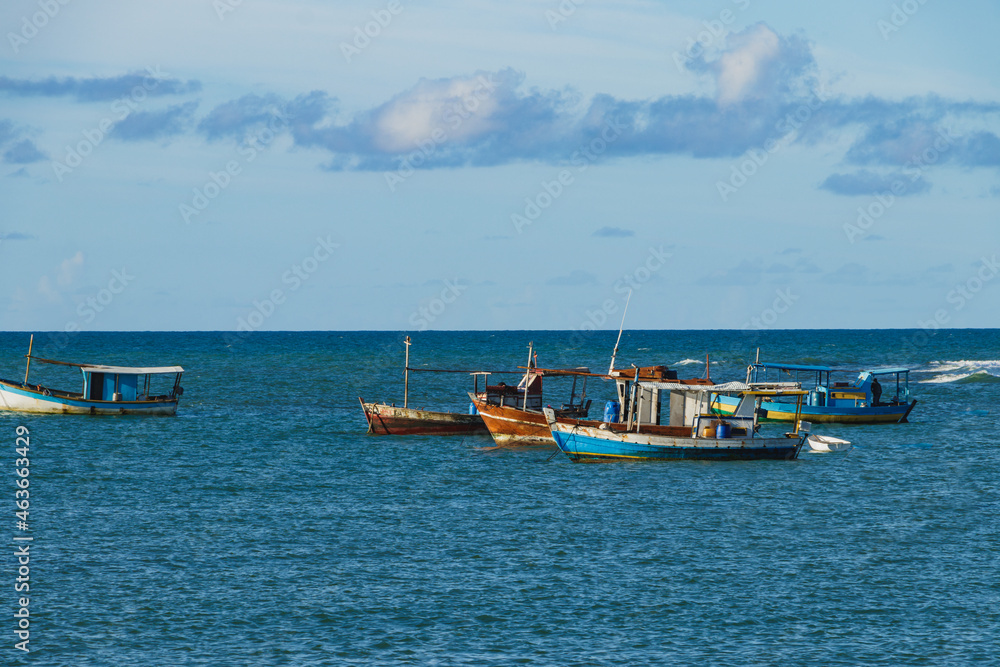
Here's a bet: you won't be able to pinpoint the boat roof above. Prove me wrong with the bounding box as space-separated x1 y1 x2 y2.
79 364 184 375
865 367 910 375
639 380 807 396
756 362 909 374
638 381 752 393
30 355 183 374
755 362 834 372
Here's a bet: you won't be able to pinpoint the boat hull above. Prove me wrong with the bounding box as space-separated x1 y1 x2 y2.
711 395 917 424
550 422 804 462
359 401 487 436
0 379 178 415
470 398 556 446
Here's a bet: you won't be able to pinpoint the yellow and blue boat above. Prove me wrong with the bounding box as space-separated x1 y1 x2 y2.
711 363 917 424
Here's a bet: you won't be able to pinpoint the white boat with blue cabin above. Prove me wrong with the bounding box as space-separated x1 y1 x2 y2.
0 336 184 415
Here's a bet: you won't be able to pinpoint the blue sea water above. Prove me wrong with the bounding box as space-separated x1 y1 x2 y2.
2 329 999 666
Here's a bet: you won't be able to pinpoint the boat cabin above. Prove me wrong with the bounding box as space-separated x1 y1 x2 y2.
748 363 911 408
630 380 809 437
481 366 591 413
79 364 184 402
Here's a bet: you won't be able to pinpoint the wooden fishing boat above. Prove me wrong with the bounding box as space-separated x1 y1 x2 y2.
359 336 501 436
545 382 810 462
469 367 594 446
358 400 488 436
0 336 184 415
710 362 917 424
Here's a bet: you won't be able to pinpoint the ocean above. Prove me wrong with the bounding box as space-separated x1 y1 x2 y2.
2 329 998 665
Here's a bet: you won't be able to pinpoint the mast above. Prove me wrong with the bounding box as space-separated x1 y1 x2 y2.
23 334 33 385
523 341 533 411
403 336 411 409
608 289 632 374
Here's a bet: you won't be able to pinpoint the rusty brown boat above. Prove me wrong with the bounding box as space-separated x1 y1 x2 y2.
359 399 488 436
359 336 512 436
472 362 697 446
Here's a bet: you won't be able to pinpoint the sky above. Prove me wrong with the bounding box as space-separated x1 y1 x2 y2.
1 0 998 333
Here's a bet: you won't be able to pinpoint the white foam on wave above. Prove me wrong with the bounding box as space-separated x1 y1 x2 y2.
674 358 701 366
918 360 1000 383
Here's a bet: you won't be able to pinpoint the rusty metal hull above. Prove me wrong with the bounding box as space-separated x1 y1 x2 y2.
471 397 559 446
359 399 487 436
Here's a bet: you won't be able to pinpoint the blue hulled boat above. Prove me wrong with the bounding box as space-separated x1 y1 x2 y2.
544 381 809 462
0 337 184 415
711 363 917 424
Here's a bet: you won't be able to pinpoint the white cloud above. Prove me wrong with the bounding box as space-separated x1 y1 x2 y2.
372 73 502 152
36 251 84 302
714 24 781 105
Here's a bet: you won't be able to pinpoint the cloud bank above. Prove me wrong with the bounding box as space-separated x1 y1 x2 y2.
11 23 1000 192
0 71 201 101
183 21 999 196
0 119 45 164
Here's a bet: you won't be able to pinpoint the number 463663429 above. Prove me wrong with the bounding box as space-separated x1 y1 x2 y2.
15 426 30 520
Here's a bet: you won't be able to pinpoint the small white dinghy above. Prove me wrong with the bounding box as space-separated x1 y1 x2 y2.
806 434 852 452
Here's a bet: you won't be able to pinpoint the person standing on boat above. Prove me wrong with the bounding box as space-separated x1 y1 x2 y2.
871 377 882 406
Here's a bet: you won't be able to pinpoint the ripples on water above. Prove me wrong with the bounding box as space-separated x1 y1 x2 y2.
2 330 998 665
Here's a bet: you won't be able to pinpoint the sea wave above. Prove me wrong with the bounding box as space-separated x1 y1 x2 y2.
918 360 1000 383
674 358 702 366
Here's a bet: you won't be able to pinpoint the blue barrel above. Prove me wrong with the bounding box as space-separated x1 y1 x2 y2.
603 400 620 423
810 389 825 407
716 422 732 439
469 402 478 415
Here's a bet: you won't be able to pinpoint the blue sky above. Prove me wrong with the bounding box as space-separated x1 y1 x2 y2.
1 0 998 333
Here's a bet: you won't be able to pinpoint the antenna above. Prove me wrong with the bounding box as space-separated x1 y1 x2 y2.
403 336 411 408
608 289 632 375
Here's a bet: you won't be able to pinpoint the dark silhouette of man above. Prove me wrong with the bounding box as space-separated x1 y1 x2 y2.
871 377 882 406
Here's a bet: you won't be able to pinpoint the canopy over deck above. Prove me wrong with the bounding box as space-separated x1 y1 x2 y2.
864 367 910 375
29 356 183 375
756 362 834 372
638 381 753 393
756 362 909 375
78 364 184 375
